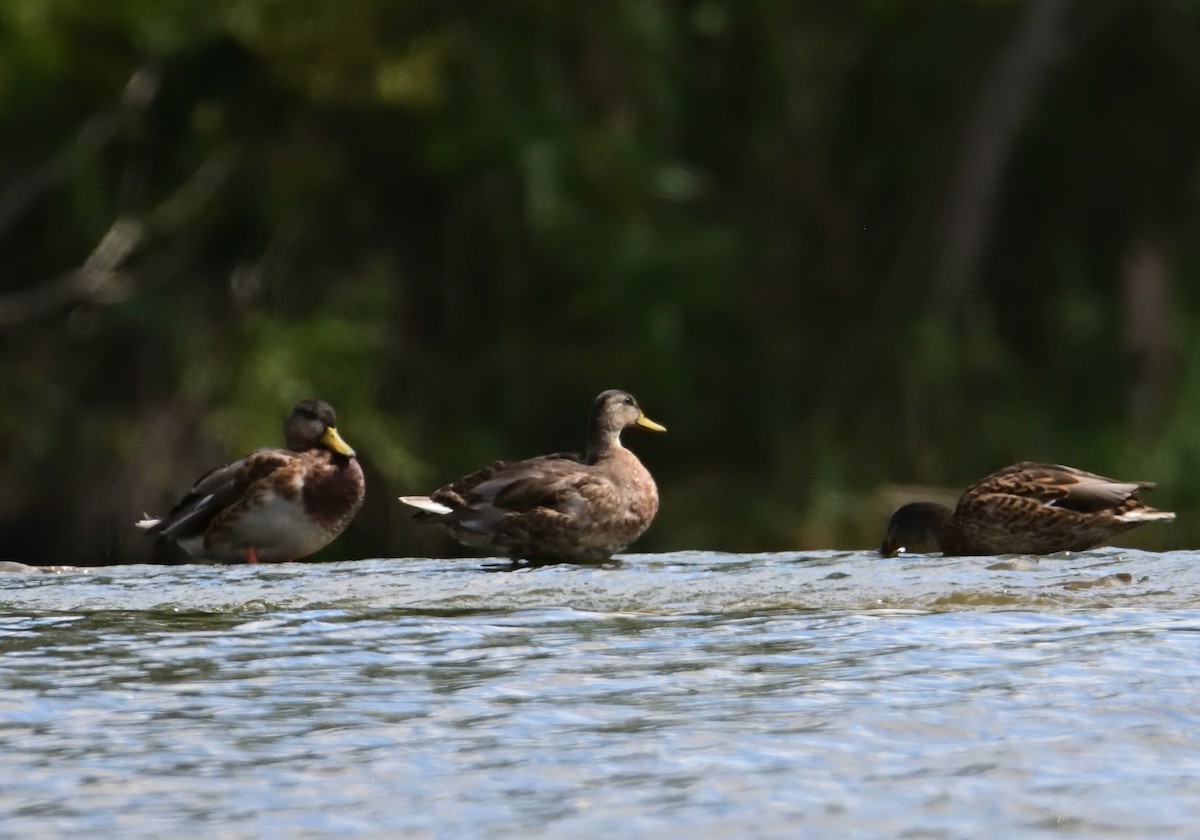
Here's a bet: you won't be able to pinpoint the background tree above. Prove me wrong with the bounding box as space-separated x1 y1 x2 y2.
1 0 1197 565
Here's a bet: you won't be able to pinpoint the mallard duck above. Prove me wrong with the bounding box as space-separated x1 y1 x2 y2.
136 399 365 563
879 461 1175 557
399 389 666 562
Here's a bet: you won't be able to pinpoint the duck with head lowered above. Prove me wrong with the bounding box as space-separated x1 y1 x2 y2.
879 461 1175 557
399 389 666 563
137 398 365 563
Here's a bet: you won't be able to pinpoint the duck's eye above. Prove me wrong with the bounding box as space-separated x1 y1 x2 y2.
623 396 634 406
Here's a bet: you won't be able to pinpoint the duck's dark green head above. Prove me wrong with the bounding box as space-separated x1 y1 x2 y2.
286 398 356 457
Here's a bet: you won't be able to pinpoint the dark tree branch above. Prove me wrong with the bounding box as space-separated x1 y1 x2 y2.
814 0 1075 423
0 65 162 243
934 0 1074 307
0 146 238 330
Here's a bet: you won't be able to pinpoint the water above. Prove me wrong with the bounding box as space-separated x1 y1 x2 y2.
2 549 1200 838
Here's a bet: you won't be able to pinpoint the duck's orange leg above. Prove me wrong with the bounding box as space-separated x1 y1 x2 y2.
244 547 259 564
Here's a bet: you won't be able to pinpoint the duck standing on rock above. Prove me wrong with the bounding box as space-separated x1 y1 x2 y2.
400 389 666 563
879 461 1175 557
137 399 365 563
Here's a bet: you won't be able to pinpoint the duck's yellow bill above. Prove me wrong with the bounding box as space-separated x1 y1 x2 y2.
636 412 667 433
321 426 357 457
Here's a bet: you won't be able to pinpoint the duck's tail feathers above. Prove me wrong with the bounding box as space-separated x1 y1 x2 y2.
1117 509 1176 523
398 496 454 516
135 515 162 531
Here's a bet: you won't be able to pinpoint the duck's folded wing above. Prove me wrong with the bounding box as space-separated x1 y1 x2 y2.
488 467 600 514
451 466 606 540
152 449 294 539
432 453 584 510
970 462 1150 513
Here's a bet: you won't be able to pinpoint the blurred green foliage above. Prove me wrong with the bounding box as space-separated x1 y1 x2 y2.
1 0 1199 564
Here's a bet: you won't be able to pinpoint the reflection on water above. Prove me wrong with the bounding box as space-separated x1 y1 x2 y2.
2 550 1200 837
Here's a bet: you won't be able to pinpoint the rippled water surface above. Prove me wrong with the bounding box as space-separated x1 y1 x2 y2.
3 549 1200 838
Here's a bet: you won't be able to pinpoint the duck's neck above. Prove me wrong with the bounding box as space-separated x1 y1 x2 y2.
585 427 623 465
898 501 953 547
922 502 954 547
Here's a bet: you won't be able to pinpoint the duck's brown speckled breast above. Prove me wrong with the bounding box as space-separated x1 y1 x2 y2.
600 447 659 540
302 453 366 532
